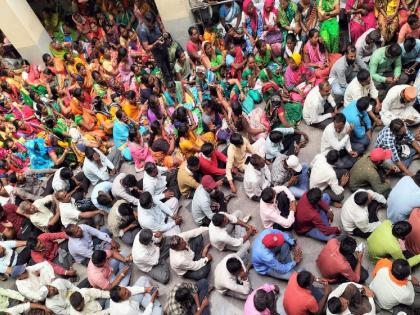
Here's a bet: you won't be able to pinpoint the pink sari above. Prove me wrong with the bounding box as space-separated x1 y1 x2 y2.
304 42 341 81
284 64 316 102
127 141 154 170
345 0 377 43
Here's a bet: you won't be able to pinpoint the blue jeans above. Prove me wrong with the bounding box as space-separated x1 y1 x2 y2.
289 164 309 199
109 259 131 287
131 276 163 315
350 133 370 155
402 146 417 168
305 194 337 242
266 238 302 280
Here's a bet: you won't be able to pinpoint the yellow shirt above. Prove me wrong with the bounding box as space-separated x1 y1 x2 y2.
226 137 256 181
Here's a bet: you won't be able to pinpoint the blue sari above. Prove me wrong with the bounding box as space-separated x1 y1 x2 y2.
113 119 132 160
25 138 55 170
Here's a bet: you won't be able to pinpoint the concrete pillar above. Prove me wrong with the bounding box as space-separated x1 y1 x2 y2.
154 0 195 47
0 0 51 67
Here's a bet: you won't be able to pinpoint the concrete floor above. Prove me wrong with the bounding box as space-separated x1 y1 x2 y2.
3 123 419 315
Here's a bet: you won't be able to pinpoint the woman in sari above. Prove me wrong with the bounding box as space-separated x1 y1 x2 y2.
127 129 154 172
346 0 377 43
317 0 340 53
75 63 93 92
177 123 215 158
375 0 400 43
399 0 420 27
202 42 225 80
262 0 282 46
296 0 319 41
284 53 317 102
25 138 55 170
242 0 264 53
303 29 341 81
226 42 246 80
277 0 300 40
281 33 304 66
241 54 263 113
113 110 132 161
121 90 142 121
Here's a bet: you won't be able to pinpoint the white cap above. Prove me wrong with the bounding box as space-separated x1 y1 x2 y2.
286 155 302 172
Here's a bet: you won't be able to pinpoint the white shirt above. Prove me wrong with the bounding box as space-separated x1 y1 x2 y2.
341 189 385 233
52 168 70 192
303 86 336 125
310 154 344 195
91 181 113 212
59 202 81 227
45 279 78 315
16 262 54 302
344 77 378 107
143 166 168 200
320 122 352 154
355 28 381 62
69 288 110 315
381 84 417 126
137 199 176 233
30 195 54 232
214 253 251 295
243 164 271 198
109 286 152 315
370 267 414 310
132 231 160 272
209 213 243 251
170 227 209 275
327 282 376 315
82 148 114 186
112 173 138 205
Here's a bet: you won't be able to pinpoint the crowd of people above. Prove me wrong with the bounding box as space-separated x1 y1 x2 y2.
0 0 419 314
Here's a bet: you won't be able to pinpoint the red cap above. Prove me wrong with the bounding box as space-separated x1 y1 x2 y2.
202 175 217 190
262 233 284 248
370 148 392 162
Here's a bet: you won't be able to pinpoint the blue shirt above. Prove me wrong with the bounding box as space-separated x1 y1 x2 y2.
400 39 420 65
387 176 420 223
265 127 295 160
342 100 372 139
251 228 296 275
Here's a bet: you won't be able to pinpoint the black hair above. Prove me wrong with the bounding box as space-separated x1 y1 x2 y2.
139 192 153 209
334 113 346 124
226 257 243 275
64 224 77 237
307 188 322 205
8 173 17 184
118 203 134 216
144 162 157 175
125 90 136 100
327 297 342 314
354 191 369 206
308 28 325 53
231 100 243 116
122 174 137 187
60 167 73 180
269 130 283 143
339 237 357 256
407 14 419 26
392 221 412 239
285 33 297 43
261 187 275 203
391 259 411 280
26 238 38 250
139 229 153 245
97 194 112 207
326 150 339 165
92 250 107 266
84 147 95 160
390 119 405 134
319 80 330 91
356 96 370 112
386 43 402 58
212 213 225 227
69 291 84 309
188 26 198 36
187 156 200 168
144 11 156 24
201 142 214 157
414 170 420 187
297 271 313 289
71 88 82 98
357 69 370 82
404 37 417 52
250 154 263 168
110 286 122 302
254 289 269 312
175 286 194 308
230 133 244 146
42 53 51 64
255 39 264 50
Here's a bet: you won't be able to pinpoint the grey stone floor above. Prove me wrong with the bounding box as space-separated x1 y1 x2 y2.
3 123 419 315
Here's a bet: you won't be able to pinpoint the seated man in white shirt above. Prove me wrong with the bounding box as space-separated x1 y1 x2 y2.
132 229 171 284
16 261 54 302
303 81 337 129
43 278 78 315
109 276 162 315
46 167 90 201
265 128 308 161
17 195 61 233
381 85 420 126
69 288 110 315
215 245 252 301
55 191 105 228
341 190 386 239
138 192 181 236
82 147 115 186
111 173 142 206
260 186 296 231
142 162 180 201
310 151 350 207
244 154 272 202
321 114 358 170
91 181 114 213
169 227 212 281
209 211 255 252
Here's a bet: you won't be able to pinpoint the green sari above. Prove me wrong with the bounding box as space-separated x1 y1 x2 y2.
277 2 298 39
317 0 340 53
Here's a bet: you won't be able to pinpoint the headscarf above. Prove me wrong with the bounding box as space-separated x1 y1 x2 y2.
243 0 258 33
263 0 278 21
291 52 302 65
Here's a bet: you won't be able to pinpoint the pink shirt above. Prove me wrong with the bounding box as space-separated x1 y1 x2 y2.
244 284 276 315
87 250 112 289
398 23 420 44
259 186 295 229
